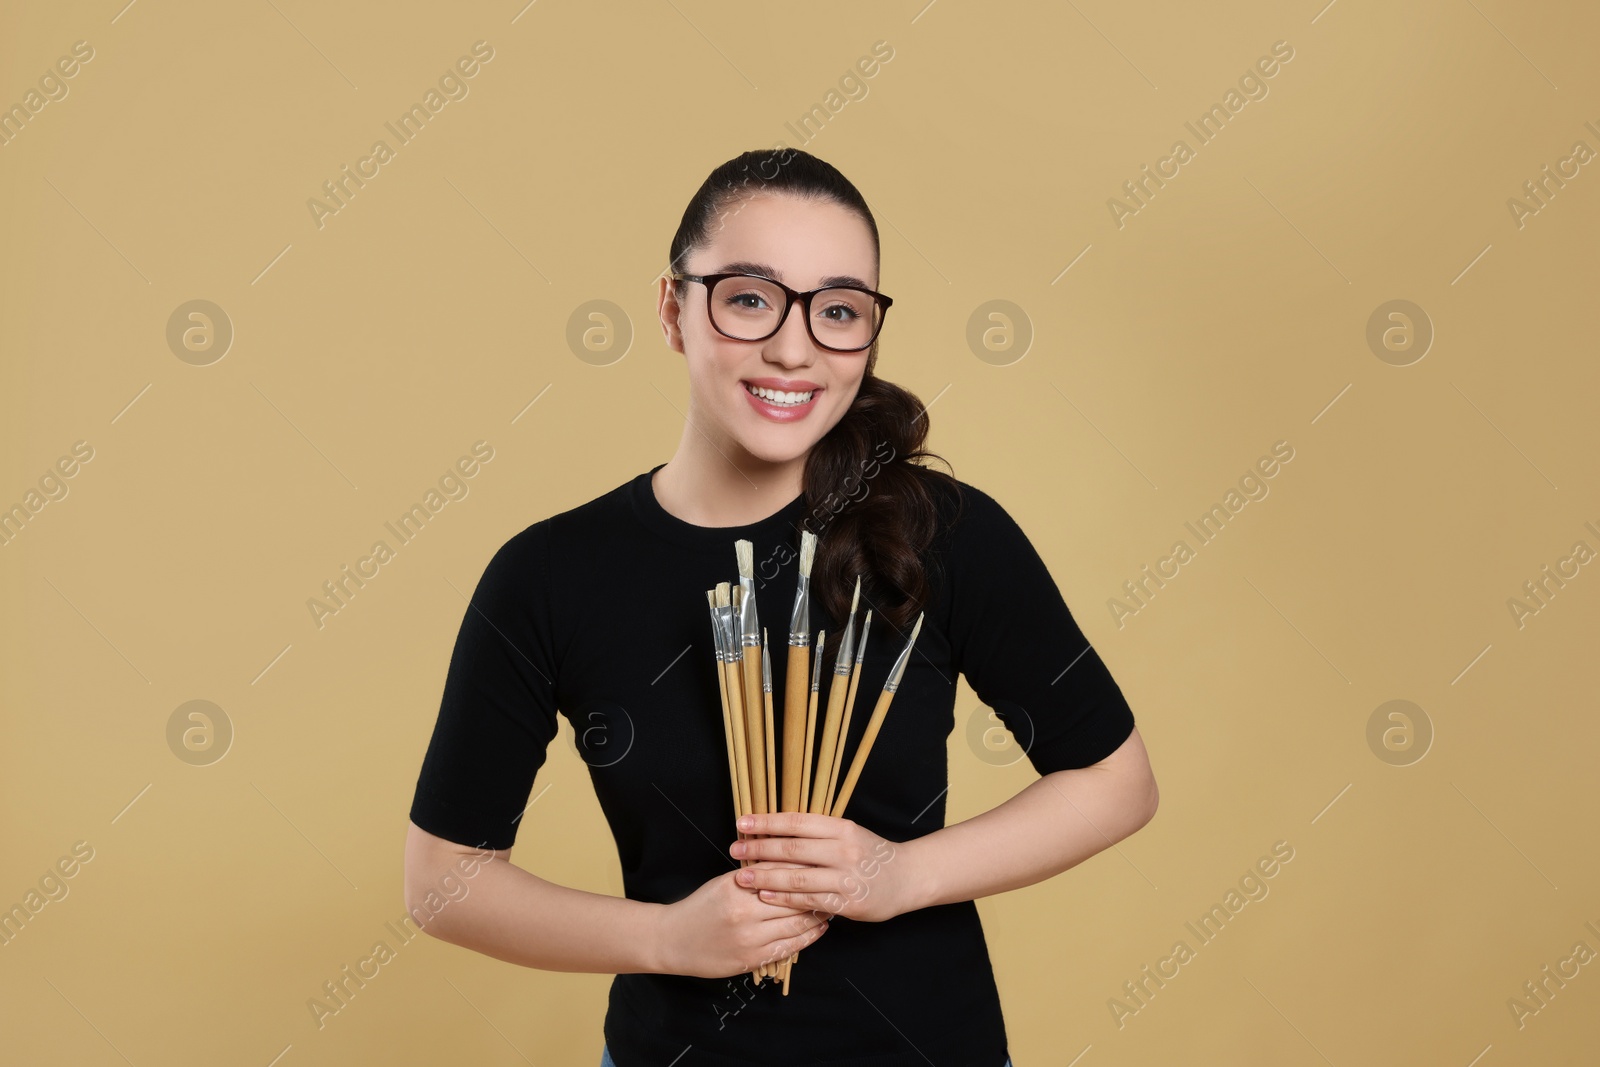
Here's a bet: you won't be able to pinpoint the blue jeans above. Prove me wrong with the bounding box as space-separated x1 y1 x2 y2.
601 1046 1011 1066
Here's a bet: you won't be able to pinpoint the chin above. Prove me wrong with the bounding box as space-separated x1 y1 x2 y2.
739 432 820 467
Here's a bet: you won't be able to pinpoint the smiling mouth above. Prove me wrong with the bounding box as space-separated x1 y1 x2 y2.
743 382 817 406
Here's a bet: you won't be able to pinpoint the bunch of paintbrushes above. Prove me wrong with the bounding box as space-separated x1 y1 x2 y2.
705 529 924 995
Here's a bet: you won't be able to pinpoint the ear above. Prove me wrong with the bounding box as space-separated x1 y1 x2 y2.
657 275 687 355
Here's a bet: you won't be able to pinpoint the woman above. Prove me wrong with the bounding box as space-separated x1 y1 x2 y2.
404 148 1159 1067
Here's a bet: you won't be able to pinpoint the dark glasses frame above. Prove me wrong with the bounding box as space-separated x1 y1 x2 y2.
671 272 893 353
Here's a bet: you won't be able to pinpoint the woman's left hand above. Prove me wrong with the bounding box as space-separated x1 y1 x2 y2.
729 812 918 923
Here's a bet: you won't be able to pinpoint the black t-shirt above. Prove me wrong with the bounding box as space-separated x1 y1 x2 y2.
408 463 1136 1067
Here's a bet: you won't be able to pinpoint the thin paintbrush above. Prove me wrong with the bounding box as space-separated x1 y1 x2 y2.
761 629 777 818
830 612 925 819
808 576 861 814
798 627 825 813
762 628 786 986
824 609 871 818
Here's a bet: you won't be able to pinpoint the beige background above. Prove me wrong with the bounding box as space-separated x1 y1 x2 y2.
3 0 1597 1063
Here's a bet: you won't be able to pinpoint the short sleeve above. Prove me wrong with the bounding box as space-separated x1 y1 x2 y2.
940 482 1135 774
409 523 560 850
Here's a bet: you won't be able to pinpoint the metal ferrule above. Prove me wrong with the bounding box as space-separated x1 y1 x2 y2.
715 605 736 662
738 577 761 647
787 574 810 645
708 602 726 663
761 641 772 692
810 634 825 692
832 611 857 677
884 634 916 693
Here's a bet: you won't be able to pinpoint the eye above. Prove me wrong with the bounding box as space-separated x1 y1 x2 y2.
724 290 772 311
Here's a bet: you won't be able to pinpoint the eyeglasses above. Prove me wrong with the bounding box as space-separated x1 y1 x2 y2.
672 272 893 353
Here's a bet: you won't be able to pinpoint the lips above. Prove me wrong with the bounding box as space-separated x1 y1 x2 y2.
741 380 821 422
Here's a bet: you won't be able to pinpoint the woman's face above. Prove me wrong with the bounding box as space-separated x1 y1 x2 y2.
658 192 879 468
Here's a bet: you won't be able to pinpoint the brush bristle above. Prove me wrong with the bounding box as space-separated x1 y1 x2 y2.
909 612 924 644
849 574 861 614
799 530 816 577
716 581 730 607
706 589 716 609
736 539 753 579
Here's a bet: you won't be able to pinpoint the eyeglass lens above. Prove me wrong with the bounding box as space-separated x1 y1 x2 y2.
709 276 880 351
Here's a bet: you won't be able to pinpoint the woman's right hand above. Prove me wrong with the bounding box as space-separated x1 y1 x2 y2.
654 863 831 979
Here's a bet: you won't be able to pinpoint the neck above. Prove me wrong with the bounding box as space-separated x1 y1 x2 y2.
653 421 807 527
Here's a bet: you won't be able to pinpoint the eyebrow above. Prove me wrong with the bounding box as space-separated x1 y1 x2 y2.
714 260 877 291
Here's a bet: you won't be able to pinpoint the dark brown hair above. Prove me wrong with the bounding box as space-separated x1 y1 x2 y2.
667 147 962 639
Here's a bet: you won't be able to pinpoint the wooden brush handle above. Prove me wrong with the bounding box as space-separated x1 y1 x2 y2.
781 644 810 813
722 659 752 819
808 671 852 814
829 687 896 819
740 650 767 814
799 683 820 813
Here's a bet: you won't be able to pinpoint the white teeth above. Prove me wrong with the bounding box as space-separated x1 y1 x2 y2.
745 383 814 406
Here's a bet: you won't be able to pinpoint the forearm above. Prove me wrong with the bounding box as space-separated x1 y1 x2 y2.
899 758 1157 913
407 835 664 975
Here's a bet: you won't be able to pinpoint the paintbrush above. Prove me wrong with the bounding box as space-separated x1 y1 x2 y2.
808 576 861 814
781 531 817 815
713 585 763 988
830 612 924 819
707 589 741 826
824 609 871 818
761 629 777 818
734 542 768 819
798 627 825 813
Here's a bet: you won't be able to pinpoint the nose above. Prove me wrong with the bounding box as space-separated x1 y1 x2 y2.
762 297 820 368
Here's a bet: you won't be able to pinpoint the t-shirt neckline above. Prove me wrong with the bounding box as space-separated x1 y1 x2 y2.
629 462 808 550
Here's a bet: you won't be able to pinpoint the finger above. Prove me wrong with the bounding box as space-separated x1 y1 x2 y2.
754 887 852 912
732 834 830 864
737 811 850 839
763 910 833 938
762 914 829 963
739 863 850 896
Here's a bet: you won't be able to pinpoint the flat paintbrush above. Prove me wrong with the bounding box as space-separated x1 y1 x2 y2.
716 585 753 826
734 543 768 820
781 531 816 815
707 590 741 826
830 612 925 819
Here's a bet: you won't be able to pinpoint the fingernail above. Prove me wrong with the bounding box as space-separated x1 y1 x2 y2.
738 816 754 830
